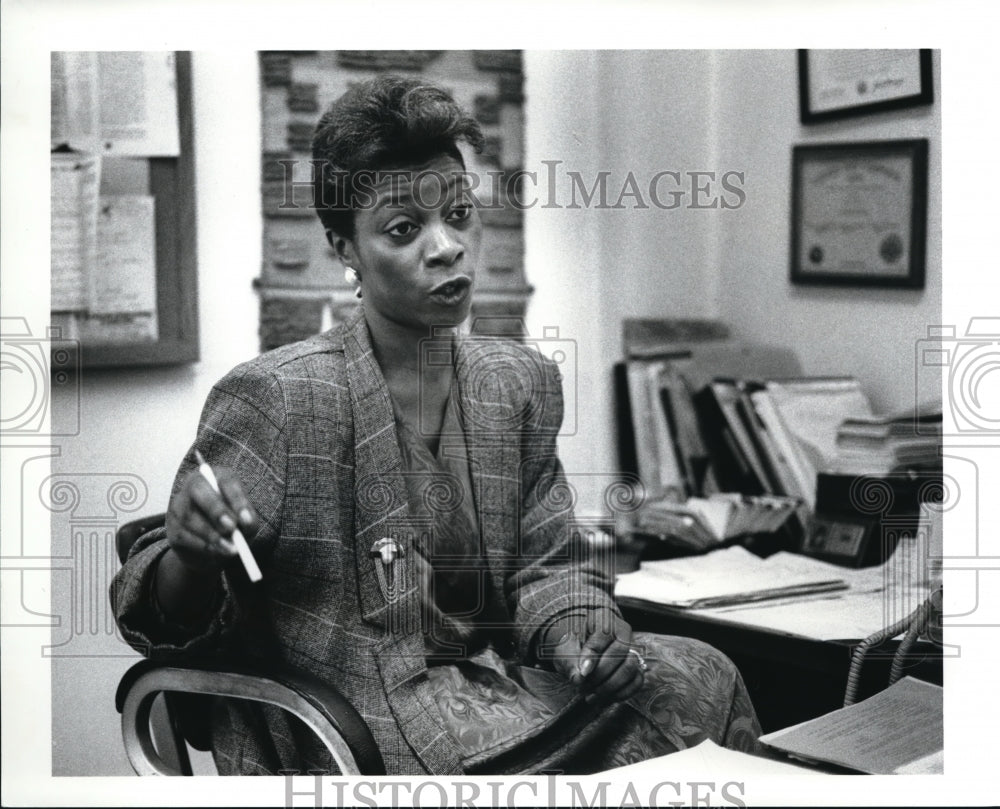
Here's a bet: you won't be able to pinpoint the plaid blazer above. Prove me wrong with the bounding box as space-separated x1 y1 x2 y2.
111 306 620 775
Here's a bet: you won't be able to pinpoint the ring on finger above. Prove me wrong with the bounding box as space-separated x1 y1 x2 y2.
628 648 648 672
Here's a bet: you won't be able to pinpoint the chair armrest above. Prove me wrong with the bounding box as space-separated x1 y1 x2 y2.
116 659 386 775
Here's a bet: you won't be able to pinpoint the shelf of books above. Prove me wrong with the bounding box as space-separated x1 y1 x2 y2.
614 321 943 561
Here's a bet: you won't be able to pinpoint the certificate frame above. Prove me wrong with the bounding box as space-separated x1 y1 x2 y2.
798 49 933 124
790 139 928 289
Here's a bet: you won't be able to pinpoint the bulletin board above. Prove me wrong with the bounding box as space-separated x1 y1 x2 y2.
50 51 198 368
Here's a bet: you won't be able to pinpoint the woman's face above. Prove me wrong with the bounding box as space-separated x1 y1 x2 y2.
337 154 482 332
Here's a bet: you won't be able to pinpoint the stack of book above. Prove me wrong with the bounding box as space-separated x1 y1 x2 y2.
831 403 943 476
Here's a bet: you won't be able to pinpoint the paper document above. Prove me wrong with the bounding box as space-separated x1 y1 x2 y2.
92 195 157 315
53 51 180 156
691 540 933 641
51 52 101 150
77 312 158 345
614 546 847 609
759 677 942 774
601 738 822 777
694 585 930 642
98 52 180 156
51 152 100 311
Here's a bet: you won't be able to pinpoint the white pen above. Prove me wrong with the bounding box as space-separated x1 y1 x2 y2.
194 450 263 583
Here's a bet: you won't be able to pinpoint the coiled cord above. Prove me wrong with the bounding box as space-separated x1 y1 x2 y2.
843 587 942 707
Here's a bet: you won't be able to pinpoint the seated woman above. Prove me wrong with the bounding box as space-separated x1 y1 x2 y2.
111 75 761 775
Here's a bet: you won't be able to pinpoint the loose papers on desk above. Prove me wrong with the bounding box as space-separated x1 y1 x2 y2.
619 538 934 642
759 677 942 774
614 546 847 609
601 738 822 777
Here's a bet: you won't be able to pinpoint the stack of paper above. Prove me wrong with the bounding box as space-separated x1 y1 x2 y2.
614 545 847 609
832 402 943 475
759 677 942 774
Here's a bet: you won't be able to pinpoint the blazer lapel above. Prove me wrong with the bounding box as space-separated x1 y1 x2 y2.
453 336 516 580
341 308 465 774
342 308 415 629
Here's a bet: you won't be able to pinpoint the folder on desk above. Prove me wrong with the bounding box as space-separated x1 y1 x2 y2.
759 677 943 774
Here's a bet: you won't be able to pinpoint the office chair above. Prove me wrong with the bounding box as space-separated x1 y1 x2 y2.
113 514 386 776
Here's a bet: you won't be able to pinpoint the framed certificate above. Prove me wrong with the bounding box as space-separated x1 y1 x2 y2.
798 49 933 123
790 139 928 289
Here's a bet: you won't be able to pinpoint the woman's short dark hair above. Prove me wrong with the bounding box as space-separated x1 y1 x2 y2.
312 75 484 238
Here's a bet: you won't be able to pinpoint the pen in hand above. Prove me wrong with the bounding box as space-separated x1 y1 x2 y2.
194 450 263 583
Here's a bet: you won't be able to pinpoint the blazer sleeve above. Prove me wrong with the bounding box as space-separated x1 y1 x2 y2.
505 352 622 662
110 361 289 660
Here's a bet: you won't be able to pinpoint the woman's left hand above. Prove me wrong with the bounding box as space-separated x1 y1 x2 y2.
543 609 647 704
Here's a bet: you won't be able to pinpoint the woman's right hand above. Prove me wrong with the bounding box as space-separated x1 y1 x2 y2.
165 464 258 575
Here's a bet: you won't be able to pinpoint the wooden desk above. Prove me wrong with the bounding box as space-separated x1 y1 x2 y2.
619 596 943 733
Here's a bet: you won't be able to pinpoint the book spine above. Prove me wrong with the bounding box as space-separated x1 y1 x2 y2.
659 386 695 498
667 367 718 496
626 362 663 497
646 362 686 500
692 384 760 494
755 388 818 509
712 380 771 495
738 381 798 496
613 362 639 477
749 390 805 499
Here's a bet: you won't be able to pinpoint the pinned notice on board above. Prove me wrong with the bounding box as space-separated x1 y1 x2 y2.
98 52 180 157
51 151 100 311
93 196 157 314
80 194 159 344
51 52 101 151
52 51 180 157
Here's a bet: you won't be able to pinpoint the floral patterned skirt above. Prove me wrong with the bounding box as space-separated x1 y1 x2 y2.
423 631 762 775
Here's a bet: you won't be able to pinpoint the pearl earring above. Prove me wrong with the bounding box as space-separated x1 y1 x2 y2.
344 266 362 299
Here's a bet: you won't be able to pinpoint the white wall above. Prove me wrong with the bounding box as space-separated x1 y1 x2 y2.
524 51 720 516
51 52 262 776
713 50 942 414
